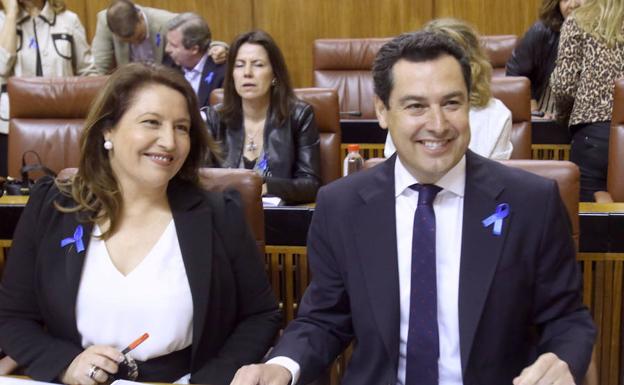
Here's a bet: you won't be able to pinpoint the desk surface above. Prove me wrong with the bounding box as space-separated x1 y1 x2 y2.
0 196 28 206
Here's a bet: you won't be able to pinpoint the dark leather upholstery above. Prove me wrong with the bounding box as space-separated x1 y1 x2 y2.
596 78 624 202
209 88 342 186
491 76 532 159
7 76 108 178
363 157 579 246
313 35 518 119
481 35 518 78
59 167 266 255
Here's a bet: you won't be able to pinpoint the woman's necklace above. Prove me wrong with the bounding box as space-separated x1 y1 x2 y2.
245 122 264 153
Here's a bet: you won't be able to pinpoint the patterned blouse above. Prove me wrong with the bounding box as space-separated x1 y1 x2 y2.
550 17 624 126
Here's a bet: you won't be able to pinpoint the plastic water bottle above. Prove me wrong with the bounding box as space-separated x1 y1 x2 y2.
343 144 364 176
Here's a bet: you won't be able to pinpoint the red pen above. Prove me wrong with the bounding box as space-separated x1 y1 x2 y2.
121 333 149 355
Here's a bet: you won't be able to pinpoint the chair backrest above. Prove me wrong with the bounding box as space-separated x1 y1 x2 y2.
209 88 342 186
198 168 265 254
607 78 624 201
313 35 518 119
480 35 518 78
363 158 579 246
491 76 532 159
58 167 266 254
7 76 108 178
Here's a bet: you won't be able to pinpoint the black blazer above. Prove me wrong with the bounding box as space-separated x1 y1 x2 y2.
270 151 595 385
0 177 281 384
206 100 321 204
506 21 560 101
196 56 225 109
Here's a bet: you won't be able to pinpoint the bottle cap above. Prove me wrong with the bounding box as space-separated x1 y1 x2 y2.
347 144 360 152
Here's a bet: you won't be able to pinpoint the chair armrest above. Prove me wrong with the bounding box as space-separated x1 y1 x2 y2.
594 190 614 203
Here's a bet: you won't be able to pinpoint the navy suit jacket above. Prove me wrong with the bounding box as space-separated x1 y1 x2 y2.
0 177 280 385
270 151 595 385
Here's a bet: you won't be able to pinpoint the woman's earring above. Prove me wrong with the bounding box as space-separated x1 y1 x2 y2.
271 78 277 86
104 140 113 150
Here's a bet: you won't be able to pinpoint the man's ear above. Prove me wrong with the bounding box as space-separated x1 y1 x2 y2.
374 95 389 131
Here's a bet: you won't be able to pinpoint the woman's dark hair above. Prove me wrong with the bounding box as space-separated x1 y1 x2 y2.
221 30 295 126
539 0 565 31
57 63 217 239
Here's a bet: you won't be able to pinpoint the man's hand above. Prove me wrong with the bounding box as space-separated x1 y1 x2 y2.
230 363 292 385
209 45 228 65
513 352 575 385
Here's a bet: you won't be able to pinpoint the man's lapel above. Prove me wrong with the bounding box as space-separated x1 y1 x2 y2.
458 152 512 372
353 157 401 367
168 181 214 361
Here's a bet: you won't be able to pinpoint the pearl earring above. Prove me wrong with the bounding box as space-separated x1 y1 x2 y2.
271 78 277 86
103 140 113 150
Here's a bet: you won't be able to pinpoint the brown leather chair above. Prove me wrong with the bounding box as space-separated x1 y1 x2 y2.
480 35 518 78
313 35 518 119
595 78 624 202
209 88 342 186
491 76 532 159
58 167 265 255
198 167 265 254
7 76 108 179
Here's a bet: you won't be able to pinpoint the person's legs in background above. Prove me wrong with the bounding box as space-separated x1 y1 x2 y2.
570 122 610 202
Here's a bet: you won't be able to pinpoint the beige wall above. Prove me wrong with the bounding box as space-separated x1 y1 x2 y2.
66 0 542 87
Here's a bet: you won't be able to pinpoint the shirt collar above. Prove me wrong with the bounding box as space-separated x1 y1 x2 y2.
183 52 209 74
394 154 466 198
17 1 56 26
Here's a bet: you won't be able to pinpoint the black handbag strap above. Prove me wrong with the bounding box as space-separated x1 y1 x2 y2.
20 150 57 188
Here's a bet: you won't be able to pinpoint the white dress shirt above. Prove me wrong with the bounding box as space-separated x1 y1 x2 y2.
270 156 466 385
183 52 209 95
394 155 465 385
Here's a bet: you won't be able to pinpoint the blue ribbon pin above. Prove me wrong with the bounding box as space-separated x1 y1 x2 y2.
61 225 85 253
204 71 214 84
155 33 161 47
257 153 268 173
29 37 37 49
481 203 510 236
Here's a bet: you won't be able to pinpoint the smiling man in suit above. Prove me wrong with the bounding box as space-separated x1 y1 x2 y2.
230 31 595 385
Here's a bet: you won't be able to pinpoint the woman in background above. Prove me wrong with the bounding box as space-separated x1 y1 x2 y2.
0 0 95 176
0 63 280 384
205 30 321 205
385 18 513 160
506 0 582 118
551 0 624 201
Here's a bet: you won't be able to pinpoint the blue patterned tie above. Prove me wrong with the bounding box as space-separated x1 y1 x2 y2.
406 183 442 385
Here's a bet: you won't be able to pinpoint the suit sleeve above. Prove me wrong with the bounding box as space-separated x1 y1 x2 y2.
265 103 321 204
68 13 96 76
269 187 354 385
0 178 83 382
533 181 596 382
91 10 115 75
191 191 281 384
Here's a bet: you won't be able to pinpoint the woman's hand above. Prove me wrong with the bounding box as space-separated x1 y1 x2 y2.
61 345 123 385
1 0 19 17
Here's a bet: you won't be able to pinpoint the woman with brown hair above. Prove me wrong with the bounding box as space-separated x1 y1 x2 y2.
551 0 624 201
0 0 96 177
0 63 281 384
506 0 582 118
205 30 321 205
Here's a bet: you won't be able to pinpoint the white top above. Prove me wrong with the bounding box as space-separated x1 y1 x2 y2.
270 156 466 385
76 220 193 361
384 97 513 160
183 52 209 95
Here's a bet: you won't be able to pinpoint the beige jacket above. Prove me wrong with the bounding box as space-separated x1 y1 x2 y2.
0 3 95 133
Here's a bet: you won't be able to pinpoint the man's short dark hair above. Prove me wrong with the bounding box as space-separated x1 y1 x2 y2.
372 30 472 107
166 12 212 53
106 0 140 39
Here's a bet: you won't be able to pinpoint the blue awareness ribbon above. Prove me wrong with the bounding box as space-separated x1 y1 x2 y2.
155 33 161 47
61 225 85 253
204 72 214 84
29 37 37 49
481 203 510 236
257 153 268 173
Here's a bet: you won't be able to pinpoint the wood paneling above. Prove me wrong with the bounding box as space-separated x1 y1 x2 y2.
63 0 545 87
